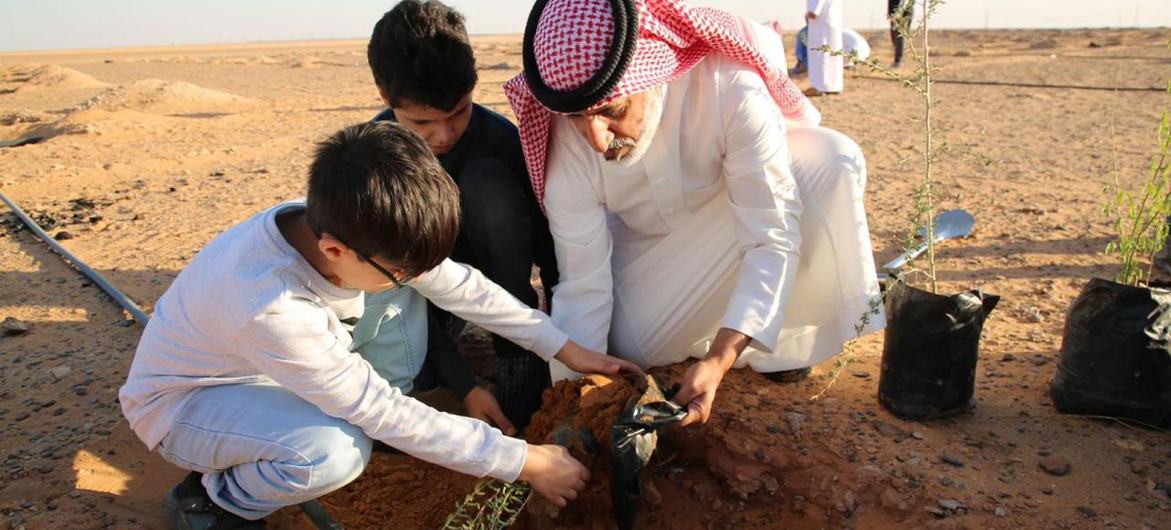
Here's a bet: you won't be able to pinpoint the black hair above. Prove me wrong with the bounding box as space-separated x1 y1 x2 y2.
368 0 478 112
306 121 460 277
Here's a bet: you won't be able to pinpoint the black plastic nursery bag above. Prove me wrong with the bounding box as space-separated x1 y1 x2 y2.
610 375 686 530
878 280 1000 420
1052 278 1171 427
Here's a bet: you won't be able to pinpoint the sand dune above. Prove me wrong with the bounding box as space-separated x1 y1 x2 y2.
71 78 250 113
0 63 108 92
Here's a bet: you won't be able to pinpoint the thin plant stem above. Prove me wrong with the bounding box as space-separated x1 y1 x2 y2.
922 1 938 294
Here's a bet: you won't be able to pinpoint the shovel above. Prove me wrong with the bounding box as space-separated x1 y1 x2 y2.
883 209 975 273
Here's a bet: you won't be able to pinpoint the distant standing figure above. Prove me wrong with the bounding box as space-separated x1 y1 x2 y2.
805 0 844 95
888 0 915 67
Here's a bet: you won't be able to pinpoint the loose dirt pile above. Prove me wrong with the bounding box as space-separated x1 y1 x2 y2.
71 79 250 114
0 64 109 92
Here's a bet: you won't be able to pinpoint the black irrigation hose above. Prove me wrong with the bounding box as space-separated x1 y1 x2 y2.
0 189 343 530
856 75 1167 92
0 189 150 324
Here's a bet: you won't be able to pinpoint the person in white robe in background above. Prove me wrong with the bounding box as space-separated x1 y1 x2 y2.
806 0 845 94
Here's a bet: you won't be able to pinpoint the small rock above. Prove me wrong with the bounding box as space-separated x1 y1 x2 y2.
1029 355 1049 366
874 420 908 438
786 412 806 435
911 431 925 440
938 499 966 511
48 365 72 380
1039 456 1071 476
51 407 66 417
53 231 73 241
1000 353 1016 362
941 453 966 467
1076 506 1097 518
115 319 134 328
995 506 1007 517
851 370 871 378
1042 485 1055 495
1113 438 1146 452
2 317 30 336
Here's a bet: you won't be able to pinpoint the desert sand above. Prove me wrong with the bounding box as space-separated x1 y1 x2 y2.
1 28 1169 530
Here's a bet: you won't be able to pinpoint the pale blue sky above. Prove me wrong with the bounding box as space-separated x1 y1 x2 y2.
1 0 1168 52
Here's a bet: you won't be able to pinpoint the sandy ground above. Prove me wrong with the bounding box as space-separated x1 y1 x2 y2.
1 27 1169 530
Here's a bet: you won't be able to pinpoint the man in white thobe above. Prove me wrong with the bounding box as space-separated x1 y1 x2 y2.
506 0 883 425
806 0 845 94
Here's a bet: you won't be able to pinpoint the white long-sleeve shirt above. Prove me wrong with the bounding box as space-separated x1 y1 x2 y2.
119 201 568 482
543 34 804 358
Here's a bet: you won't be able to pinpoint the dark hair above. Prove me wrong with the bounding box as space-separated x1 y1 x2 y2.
306 121 460 277
368 0 478 112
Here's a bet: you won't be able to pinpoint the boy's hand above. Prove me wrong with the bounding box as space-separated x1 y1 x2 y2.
464 386 516 436
519 444 589 507
554 341 643 376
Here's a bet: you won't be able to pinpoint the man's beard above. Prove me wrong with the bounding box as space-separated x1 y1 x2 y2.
606 86 665 167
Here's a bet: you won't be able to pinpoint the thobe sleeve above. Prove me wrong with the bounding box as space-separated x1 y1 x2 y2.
543 124 615 354
410 259 569 361
717 67 804 353
807 0 829 16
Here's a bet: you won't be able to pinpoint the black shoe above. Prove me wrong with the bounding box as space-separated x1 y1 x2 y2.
494 351 552 431
163 472 266 530
760 367 812 384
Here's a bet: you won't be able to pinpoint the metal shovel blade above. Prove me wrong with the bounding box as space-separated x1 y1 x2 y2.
883 209 975 272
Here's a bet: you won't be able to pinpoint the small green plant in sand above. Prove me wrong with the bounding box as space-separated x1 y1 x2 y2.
442 478 531 530
810 0 944 400
824 0 947 293
1102 76 1171 286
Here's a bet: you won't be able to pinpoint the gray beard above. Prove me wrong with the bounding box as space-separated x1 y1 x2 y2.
607 85 665 167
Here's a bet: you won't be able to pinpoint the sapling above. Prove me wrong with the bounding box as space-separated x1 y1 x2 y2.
1103 75 1171 286
823 0 946 293
442 478 531 530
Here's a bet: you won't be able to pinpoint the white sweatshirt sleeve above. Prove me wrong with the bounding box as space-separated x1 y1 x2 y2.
409 259 570 360
237 293 527 481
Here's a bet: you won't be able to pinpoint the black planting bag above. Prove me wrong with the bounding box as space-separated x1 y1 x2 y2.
610 376 686 530
878 280 1000 420
1052 278 1171 427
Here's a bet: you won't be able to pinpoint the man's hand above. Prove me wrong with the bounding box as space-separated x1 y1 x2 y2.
464 386 516 436
519 444 589 507
554 340 643 375
674 357 727 426
674 328 751 427
805 11 817 21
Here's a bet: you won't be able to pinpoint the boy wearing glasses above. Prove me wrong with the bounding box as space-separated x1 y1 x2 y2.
119 122 635 529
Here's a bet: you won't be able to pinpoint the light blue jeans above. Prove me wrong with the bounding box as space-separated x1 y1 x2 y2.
156 289 433 520
156 380 373 520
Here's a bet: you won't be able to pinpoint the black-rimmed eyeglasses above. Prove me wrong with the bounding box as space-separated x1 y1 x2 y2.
356 251 407 289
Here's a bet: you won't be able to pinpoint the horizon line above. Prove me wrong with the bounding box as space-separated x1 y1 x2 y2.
1 25 1166 55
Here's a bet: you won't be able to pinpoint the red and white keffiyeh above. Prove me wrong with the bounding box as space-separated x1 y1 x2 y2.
505 0 821 206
